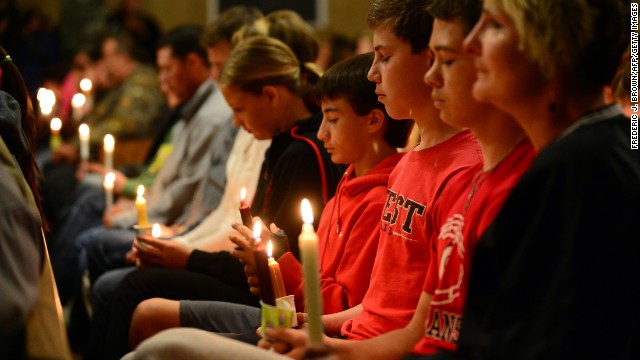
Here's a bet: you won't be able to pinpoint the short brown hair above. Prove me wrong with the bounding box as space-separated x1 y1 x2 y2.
202 6 263 47
366 0 434 54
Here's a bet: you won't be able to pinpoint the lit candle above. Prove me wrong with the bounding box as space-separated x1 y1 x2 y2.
239 186 252 228
103 134 115 171
79 78 93 92
152 223 161 238
78 123 90 164
103 172 115 211
37 88 56 117
49 117 62 151
299 198 323 344
253 222 276 306
267 240 287 299
72 93 86 122
135 185 149 227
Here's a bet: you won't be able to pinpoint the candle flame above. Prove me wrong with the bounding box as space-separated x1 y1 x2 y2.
267 240 273 258
240 186 247 201
105 172 115 184
301 198 314 224
137 185 145 197
79 78 93 92
104 134 115 150
253 221 261 242
50 118 62 131
72 93 86 108
79 123 90 138
152 223 161 238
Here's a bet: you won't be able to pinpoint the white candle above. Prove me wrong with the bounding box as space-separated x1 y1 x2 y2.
103 172 115 211
78 123 90 163
299 198 323 344
72 93 86 121
103 134 115 170
152 223 161 238
37 88 55 116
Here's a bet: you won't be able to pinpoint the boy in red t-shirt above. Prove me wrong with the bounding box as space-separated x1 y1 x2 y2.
260 0 535 358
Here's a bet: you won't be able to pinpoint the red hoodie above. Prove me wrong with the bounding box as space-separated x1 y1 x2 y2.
278 152 406 314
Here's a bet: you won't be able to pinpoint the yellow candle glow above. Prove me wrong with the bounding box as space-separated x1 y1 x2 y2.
135 185 149 227
78 123 90 162
299 198 323 344
103 134 115 170
49 117 62 151
37 88 55 116
103 172 115 211
267 240 287 299
79 78 93 92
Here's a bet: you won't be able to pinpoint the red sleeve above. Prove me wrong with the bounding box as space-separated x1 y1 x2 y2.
422 235 438 293
277 251 305 310
319 201 382 314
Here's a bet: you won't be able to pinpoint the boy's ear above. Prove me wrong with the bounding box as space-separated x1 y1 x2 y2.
262 86 280 106
367 108 386 134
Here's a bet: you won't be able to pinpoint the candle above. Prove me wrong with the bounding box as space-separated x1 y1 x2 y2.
135 185 149 227
72 93 86 121
78 123 90 164
267 240 287 299
37 88 55 116
253 222 276 306
103 134 115 171
299 198 323 344
79 78 93 92
152 223 161 238
49 117 62 151
239 186 252 228
103 172 115 211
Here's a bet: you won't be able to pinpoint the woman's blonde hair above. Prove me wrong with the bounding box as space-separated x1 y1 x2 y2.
490 0 628 88
231 10 319 63
220 36 322 106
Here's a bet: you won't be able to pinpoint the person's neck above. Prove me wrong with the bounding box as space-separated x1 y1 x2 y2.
413 104 462 150
353 141 397 177
512 88 606 150
279 96 311 132
472 110 526 171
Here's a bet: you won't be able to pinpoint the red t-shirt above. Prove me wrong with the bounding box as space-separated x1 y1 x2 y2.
341 130 482 340
278 153 405 314
413 140 535 354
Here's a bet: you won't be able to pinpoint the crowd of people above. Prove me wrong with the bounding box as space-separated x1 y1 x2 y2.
0 0 636 359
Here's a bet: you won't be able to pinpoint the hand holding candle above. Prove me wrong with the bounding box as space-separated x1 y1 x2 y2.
104 172 115 211
103 134 115 171
253 222 276 306
267 240 287 299
299 198 323 344
239 187 253 228
135 185 149 227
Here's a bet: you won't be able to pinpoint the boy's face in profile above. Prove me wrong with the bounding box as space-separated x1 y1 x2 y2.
425 19 491 128
318 97 371 165
368 27 432 120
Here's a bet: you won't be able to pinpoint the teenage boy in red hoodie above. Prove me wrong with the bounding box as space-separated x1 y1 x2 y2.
126 52 414 347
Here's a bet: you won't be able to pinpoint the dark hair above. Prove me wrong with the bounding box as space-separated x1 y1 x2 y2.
428 0 482 34
158 25 208 64
106 31 148 63
202 6 263 46
0 47 46 230
366 0 434 54
315 52 414 148
611 45 631 101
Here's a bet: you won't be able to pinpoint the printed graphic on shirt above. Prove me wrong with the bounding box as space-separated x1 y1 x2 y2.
431 213 465 306
380 188 426 241
425 308 462 344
